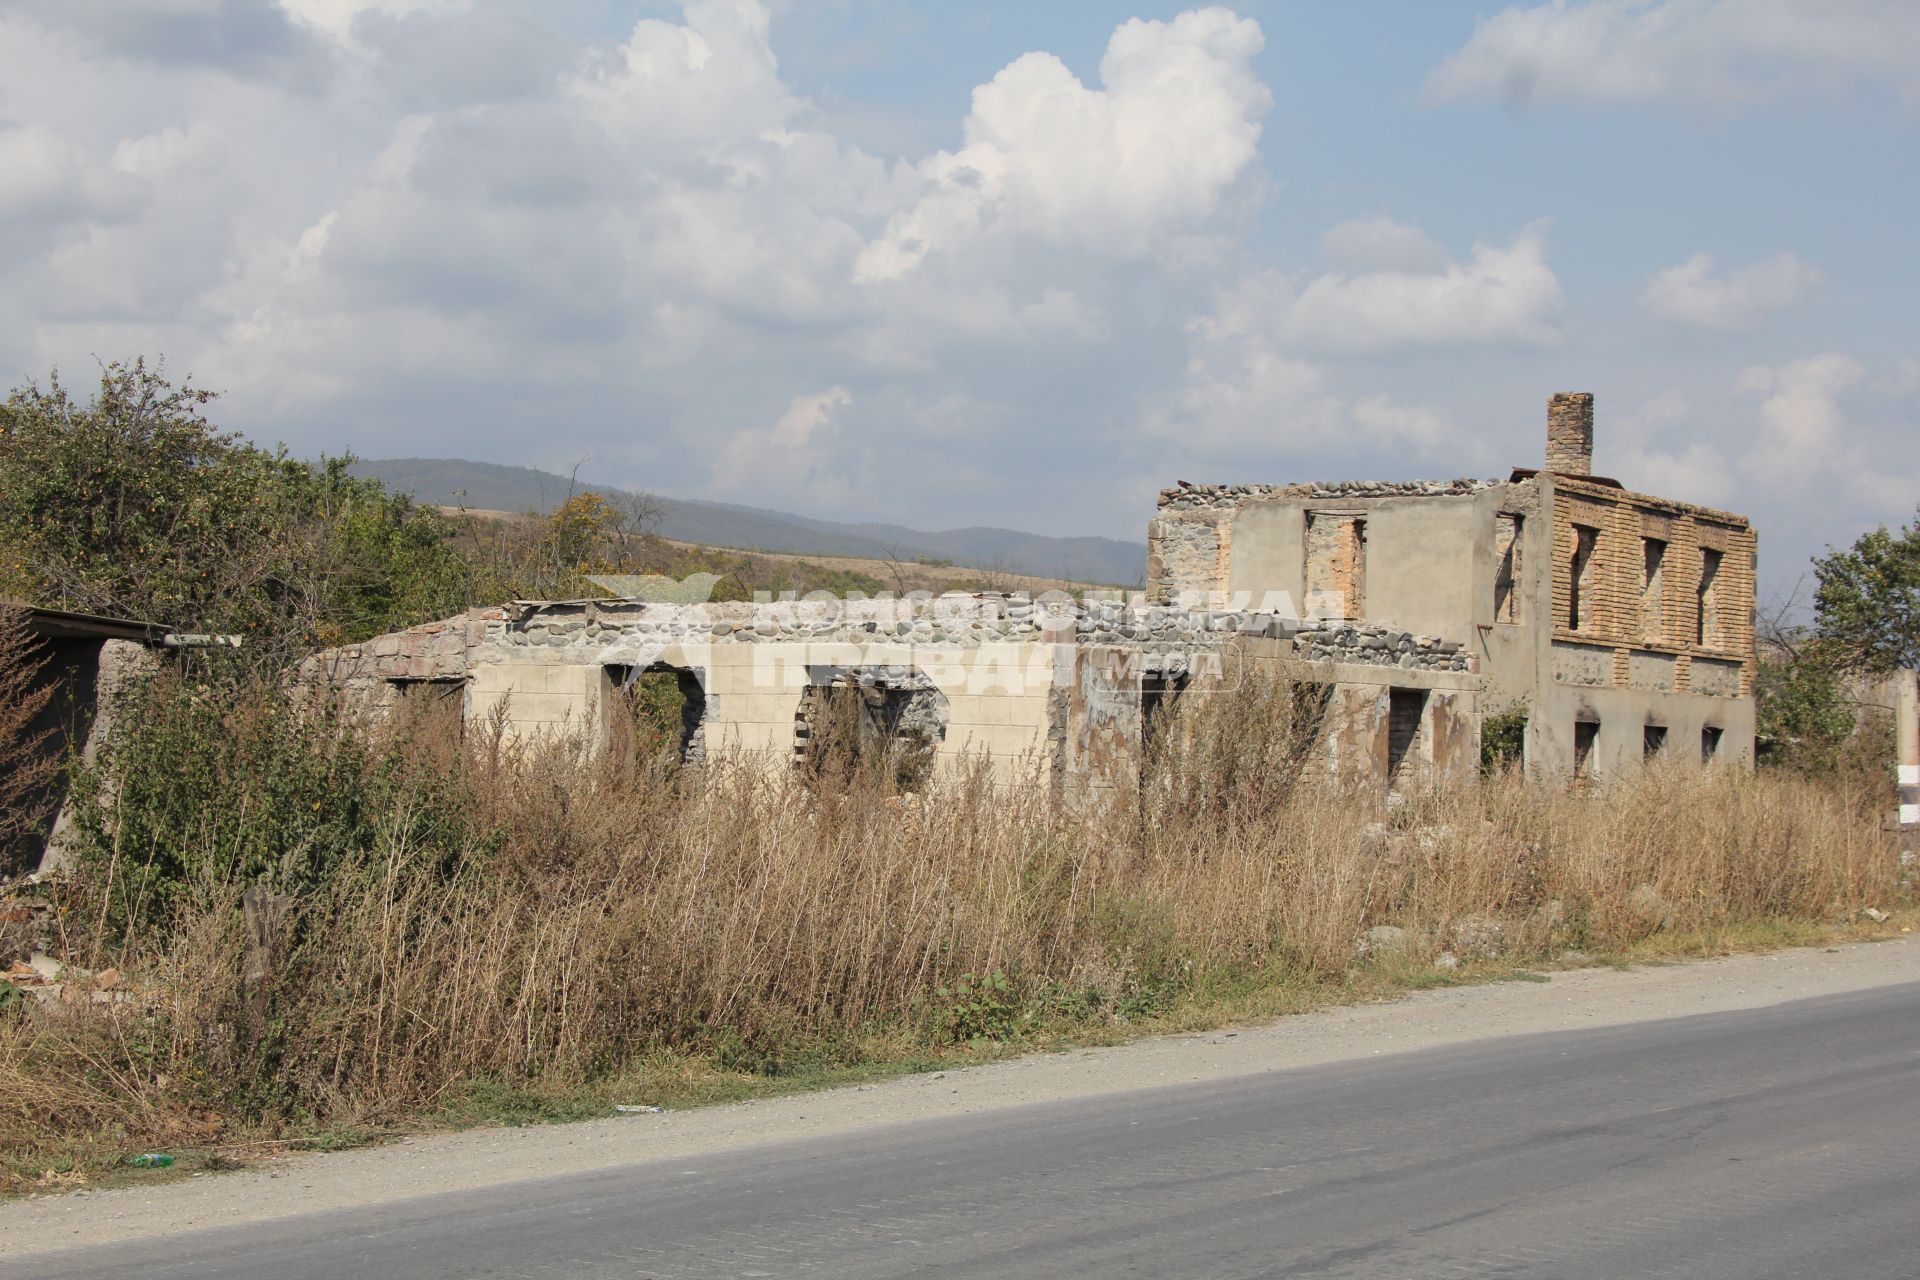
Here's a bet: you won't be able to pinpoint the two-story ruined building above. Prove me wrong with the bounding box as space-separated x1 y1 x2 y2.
1146 393 1756 777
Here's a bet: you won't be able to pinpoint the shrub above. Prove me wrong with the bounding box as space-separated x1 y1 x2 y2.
0 361 471 669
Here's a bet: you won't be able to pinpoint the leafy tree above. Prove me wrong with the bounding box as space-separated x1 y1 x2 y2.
0 360 471 668
1754 642 1857 772
548 491 617 570
1813 508 1920 674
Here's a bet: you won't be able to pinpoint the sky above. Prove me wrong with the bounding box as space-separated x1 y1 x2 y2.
1 0 1914 600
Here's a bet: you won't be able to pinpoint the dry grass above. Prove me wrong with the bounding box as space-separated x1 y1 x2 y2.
0 671 1903 1188
0 605 58 864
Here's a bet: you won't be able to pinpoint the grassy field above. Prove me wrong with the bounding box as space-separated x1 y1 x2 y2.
0 670 1904 1194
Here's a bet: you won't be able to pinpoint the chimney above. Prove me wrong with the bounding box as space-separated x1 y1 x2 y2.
1546 392 1594 475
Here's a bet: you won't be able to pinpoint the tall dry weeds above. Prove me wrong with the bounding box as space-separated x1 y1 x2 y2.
0 668 1903 1178
0 605 58 866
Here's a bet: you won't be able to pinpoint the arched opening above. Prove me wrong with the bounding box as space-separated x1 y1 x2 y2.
794 666 948 792
605 663 708 765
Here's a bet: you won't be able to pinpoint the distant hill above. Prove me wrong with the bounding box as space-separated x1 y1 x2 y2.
351 458 1145 587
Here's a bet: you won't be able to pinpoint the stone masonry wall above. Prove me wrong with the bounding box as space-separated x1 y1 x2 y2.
1291 620 1471 673
1155 478 1500 514
306 593 1477 703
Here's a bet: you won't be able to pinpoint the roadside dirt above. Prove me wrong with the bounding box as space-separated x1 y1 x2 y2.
5 938 1916 1254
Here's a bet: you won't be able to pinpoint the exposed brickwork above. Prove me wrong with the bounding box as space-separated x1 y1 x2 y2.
1546 392 1594 475
1493 513 1522 624
1638 528 1667 642
1386 687 1426 780
1304 512 1366 620
1549 476 1755 698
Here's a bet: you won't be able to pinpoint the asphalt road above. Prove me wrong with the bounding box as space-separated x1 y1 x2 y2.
11 981 1920 1279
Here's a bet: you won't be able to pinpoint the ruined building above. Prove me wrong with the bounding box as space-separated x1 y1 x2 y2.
1149 393 1756 776
305 393 1755 791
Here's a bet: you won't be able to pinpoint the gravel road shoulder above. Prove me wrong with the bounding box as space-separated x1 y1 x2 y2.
7 938 1916 1255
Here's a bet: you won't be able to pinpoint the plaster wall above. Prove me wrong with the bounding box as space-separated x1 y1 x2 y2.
469 639 1059 783
1529 681 1756 778
1224 494 1480 638
1236 638 1481 786
1355 498 1479 640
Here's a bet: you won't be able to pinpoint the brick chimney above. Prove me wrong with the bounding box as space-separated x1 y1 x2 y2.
1546 392 1594 475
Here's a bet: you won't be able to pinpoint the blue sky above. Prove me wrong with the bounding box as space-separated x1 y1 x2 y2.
1 0 1914 600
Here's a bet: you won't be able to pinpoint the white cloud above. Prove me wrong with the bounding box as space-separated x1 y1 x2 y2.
1602 365 1917 534
0 124 148 226
97 0 1288 509
1203 223 1563 355
715 386 856 503
1606 391 1736 506
1429 0 1920 110
279 0 449 41
854 6 1270 281
566 0 801 162
23 0 1890 575
1348 396 1452 451
5 1 1573 532
1318 216 1449 273
1144 343 1470 464
1641 251 1824 329
1288 224 1562 350
1131 216 1564 476
1729 354 1920 521
1735 352 1865 488
1146 296 1474 463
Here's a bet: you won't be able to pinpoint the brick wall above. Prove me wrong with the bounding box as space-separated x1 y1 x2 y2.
1549 477 1756 697
1546 392 1594 474
1304 511 1366 620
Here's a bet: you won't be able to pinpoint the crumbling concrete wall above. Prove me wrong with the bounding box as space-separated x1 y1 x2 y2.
1054 645 1198 797
36 640 163 875
1234 637 1481 788
308 591 1487 796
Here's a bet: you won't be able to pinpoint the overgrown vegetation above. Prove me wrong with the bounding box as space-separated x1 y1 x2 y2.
0 364 890 672
0 659 1901 1189
0 361 471 670
1479 702 1529 774
0 359 1912 1191
0 608 58 855
1752 508 1918 774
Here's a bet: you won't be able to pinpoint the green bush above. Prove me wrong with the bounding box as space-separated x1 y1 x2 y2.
66 671 476 934
0 360 471 668
1481 703 1529 774
931 971 1022 1045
